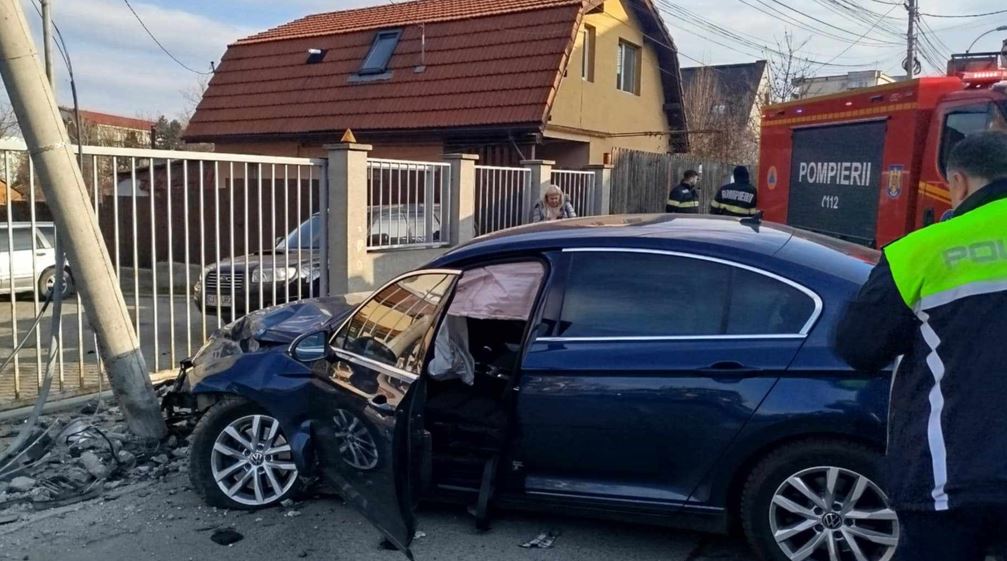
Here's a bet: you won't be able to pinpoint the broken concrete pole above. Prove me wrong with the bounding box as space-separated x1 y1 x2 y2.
80 451 108 479
8 476 35 493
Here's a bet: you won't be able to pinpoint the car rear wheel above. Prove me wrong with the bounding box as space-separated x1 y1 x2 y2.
39 268 73 298
189 397 300 509
741 440 899 561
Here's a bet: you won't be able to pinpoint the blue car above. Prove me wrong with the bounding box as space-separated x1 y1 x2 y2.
167 215 897 561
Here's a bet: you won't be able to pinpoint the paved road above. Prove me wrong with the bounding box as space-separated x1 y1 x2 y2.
0 473 755 561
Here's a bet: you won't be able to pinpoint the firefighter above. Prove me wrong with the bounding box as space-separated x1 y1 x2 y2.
710 165 758 217
667 170 701 213
834 131 1007 561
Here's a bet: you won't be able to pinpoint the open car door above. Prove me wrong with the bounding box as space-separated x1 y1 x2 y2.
306 271 458 559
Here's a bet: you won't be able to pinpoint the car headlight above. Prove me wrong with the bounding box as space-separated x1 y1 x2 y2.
251 267 298 283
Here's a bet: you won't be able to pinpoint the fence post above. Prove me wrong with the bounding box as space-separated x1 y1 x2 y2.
443 153 478 246
521 159 554 222
586 163 613 215
324 142 372 296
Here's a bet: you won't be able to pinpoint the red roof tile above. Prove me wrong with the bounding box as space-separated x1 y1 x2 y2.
76 110 154 131
185 1 582 140
236 0 581 45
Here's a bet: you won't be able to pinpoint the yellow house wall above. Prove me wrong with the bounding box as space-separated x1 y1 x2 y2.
547 0 671 164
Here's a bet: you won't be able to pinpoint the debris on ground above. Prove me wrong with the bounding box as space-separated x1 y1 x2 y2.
520 529 561 549
210 528 244 546
414 530 427 540
0 400 191 519
284 509 302 518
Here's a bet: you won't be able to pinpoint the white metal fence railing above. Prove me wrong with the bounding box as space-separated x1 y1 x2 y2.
551 170 597 217
366 158 451 250
475 165 531 236
0 140 327 407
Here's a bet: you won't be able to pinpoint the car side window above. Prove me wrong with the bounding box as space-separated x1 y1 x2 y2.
334 273 454 374
725 268 816 335
558 251 817 338
559 252 730 337
939 103 994 177
10 229 33 251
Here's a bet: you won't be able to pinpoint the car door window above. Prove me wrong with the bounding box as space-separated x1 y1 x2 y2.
559 252 730 337
10 229 33 251
725 268 817 335
334 273 455 374
558 251 819 338
939 103 996 176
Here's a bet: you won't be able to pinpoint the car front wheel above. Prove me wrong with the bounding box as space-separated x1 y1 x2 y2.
741 440 899 561
189 397 300 509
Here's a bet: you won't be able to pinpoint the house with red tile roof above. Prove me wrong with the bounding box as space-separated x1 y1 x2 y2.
59 108 154 148
184 0 689 167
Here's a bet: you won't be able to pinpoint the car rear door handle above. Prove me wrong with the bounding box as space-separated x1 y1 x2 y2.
700 361 762 378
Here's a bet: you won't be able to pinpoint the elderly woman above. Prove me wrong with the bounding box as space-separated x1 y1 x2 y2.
531 185 576 222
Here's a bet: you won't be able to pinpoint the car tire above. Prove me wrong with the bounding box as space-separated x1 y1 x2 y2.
741 440 899 561
189 397 302 509
38 267 73 299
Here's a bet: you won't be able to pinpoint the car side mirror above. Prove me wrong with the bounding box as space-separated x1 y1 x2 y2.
289 330 330 363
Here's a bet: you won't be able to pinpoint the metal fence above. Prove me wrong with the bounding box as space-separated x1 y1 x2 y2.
0 140 327 407
366 159 451 250
474 165 530 236
550 170 597 217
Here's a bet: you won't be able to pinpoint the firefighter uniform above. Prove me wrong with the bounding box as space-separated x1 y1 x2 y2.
710 180 758 216
835 178 1007 560
666 182 699 213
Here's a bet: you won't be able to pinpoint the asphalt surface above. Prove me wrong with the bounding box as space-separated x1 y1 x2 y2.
0 472 755 561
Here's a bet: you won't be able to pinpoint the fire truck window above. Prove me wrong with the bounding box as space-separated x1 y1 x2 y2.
939 103 994 177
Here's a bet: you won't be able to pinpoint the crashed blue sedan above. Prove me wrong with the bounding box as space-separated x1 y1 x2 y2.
166 215 897 561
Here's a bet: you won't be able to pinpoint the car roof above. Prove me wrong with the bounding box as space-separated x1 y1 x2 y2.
434 214 878 284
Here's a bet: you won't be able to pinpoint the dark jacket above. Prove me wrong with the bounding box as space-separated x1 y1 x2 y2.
710 181 758 216
666 182 700 213
835 178 1007 511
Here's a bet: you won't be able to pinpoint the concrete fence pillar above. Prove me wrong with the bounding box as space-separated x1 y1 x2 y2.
521 159 554 222
586 163 613 216
443 153 478 246
325 142 372 296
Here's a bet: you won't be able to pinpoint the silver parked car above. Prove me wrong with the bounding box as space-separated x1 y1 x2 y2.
0 222 73 297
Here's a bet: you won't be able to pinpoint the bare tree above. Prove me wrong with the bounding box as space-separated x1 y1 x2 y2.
683 66 759 163
767 32 812 103
178 75 210 126
0 102 18 138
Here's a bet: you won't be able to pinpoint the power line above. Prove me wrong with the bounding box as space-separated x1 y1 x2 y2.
732 0 902 46
920 8 1007 19
812 3 900 72
757 0 903 45
121 0 212 75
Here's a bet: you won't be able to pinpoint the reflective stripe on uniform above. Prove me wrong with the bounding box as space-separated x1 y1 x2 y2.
710 200 757 215
667 200 699 208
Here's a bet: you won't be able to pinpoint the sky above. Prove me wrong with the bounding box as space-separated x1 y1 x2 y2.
2 0 1006 120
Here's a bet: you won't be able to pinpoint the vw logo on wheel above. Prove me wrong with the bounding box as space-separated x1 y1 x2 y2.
821 511 843 530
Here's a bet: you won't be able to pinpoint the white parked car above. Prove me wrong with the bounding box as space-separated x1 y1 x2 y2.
0 222 73 297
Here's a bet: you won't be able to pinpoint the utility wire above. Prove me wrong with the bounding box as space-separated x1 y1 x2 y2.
121 0 212 75
920 8 1007 19
811 3 900 72
731 0 901 46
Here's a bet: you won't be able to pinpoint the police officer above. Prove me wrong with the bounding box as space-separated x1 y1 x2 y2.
667 170 701 213
710 165 758 217
835 131 1007 561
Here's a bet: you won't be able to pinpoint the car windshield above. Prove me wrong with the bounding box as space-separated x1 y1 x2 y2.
276 215 321 251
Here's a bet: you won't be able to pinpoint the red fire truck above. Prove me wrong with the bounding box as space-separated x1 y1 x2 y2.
759 50 1007 248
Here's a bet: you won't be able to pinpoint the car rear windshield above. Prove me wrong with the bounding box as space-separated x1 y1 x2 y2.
778 230 879 284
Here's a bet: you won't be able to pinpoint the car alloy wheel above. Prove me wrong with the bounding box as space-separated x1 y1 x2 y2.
210 414 298 507
331 409 379 470
769 466 898 561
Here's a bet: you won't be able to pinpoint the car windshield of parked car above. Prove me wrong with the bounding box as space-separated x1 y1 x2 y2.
334 273 454 374
557 251 816 338
276 215 321 251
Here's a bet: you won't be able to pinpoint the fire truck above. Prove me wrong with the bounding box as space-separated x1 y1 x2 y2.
759 50 1007 248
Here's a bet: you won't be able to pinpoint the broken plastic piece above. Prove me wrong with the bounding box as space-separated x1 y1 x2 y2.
519 529 560 549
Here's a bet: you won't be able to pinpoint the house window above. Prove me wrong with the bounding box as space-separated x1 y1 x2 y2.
617 40 641 95
359 30 401 75
581 25 596 82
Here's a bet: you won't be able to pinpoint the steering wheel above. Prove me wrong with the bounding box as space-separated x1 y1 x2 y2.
348 336 397 365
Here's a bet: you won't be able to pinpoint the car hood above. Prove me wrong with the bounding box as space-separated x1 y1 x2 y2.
207 250 321 272
191 297 354 364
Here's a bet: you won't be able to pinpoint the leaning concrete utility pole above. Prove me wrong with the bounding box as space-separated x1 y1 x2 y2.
0 2 166 439
905 0 917 80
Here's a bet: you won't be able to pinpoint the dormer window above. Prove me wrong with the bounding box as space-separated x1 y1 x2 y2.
359 30 402 75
